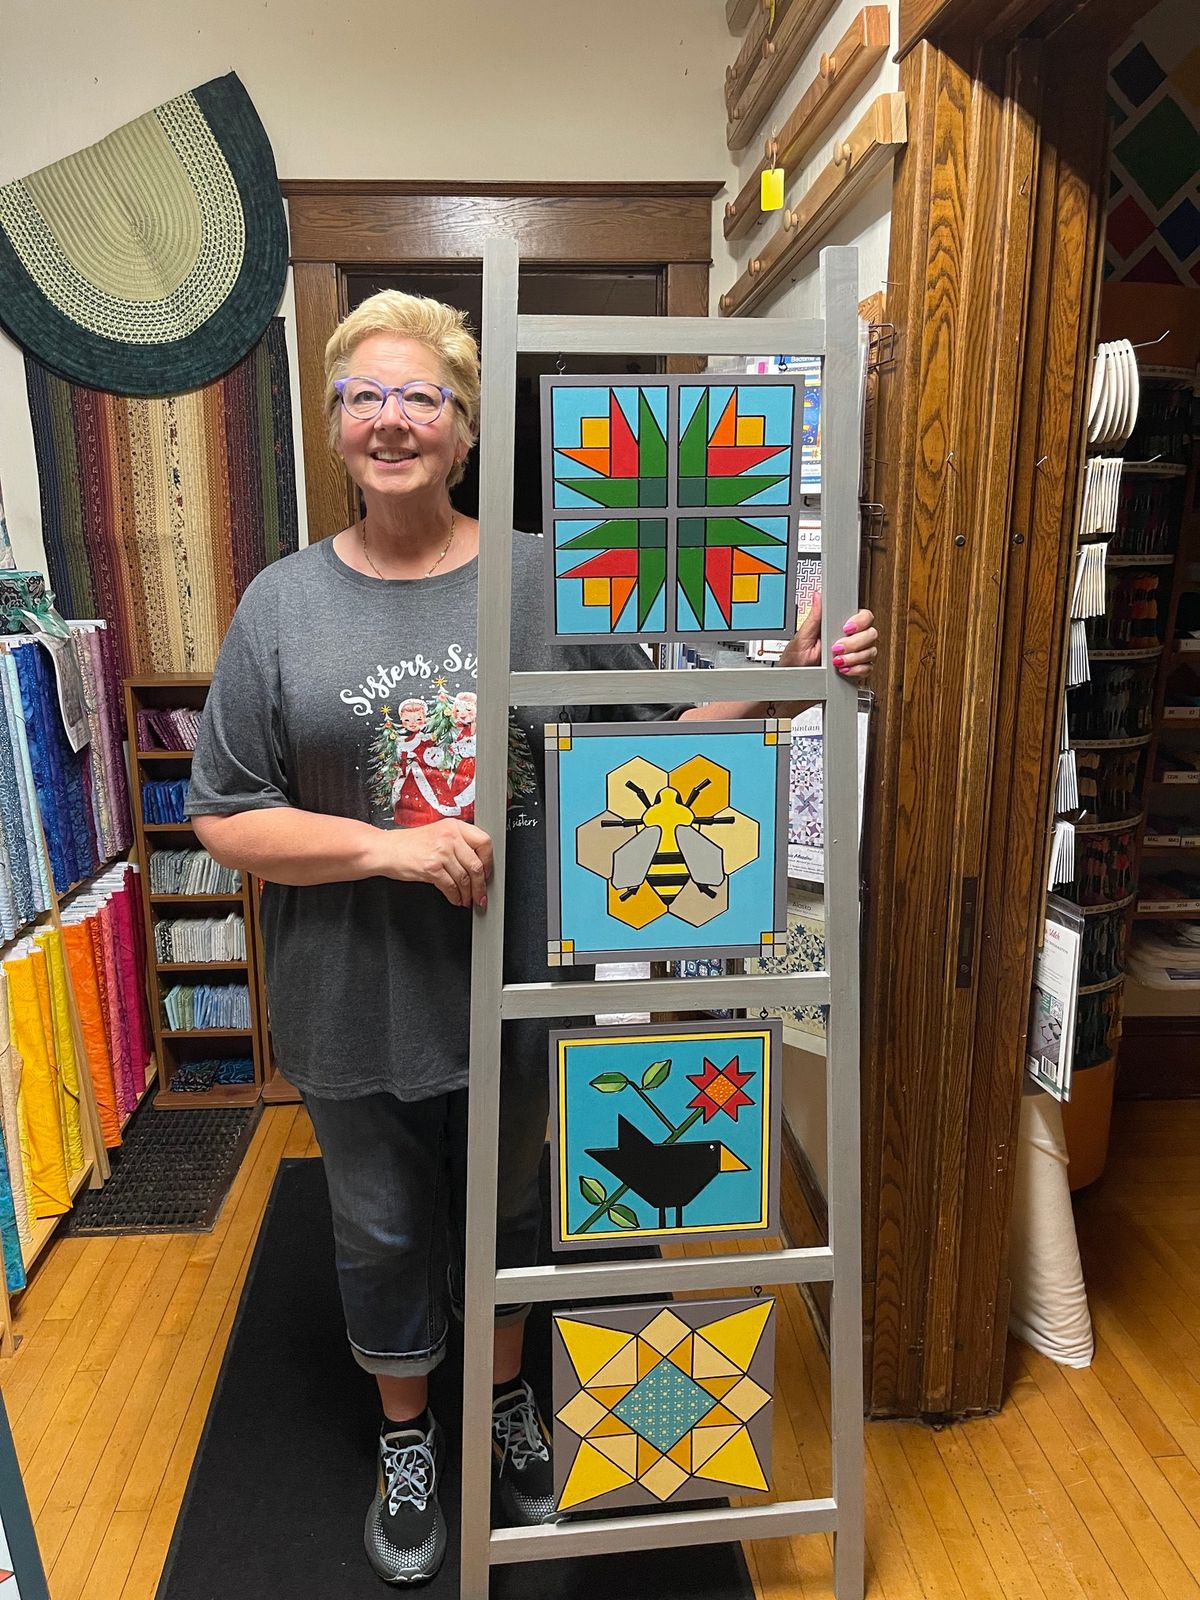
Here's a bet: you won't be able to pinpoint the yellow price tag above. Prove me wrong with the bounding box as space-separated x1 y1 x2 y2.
760 166 785 212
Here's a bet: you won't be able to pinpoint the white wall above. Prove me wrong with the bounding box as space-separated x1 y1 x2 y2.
0 0 737 569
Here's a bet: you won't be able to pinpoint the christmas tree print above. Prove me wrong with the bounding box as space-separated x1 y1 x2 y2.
425 686 460 772
508 713 538 803
368 709 403 811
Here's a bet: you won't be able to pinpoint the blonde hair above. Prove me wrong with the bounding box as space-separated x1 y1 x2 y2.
324 291 481 489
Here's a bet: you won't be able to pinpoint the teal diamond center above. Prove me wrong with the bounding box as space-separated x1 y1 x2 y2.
612 1356 717 1451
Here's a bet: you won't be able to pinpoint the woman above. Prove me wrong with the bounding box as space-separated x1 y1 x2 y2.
188 290 877 1586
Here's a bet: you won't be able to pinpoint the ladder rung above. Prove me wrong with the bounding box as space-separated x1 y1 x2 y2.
501 973 830 1019
489 1495 839 1562
517 313 826 357
495 1245 834 1303
510 666 826 707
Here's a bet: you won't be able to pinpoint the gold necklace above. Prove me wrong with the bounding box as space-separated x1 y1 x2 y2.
360 514 456 581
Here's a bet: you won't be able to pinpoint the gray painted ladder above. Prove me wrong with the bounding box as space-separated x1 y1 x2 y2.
461 237 864 1598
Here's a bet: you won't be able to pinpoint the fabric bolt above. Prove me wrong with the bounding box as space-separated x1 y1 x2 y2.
92 627 132 850
0 973 32 1244
72 628 112 858
110 883 149 1095
1 655 51 911
61 919 120 1148
0 665 35 927
5 952 69 1218
24 320 299 679
0 1113 25 1293
97 903 134 1117
12 640 97 892
35 929 85 1174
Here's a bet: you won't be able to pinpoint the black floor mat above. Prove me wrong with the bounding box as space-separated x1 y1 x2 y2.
63 1104 260 1234
156 1157 755 1600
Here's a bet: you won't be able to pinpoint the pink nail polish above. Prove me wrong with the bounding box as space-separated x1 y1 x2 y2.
843 622 856 635
832 642 845 656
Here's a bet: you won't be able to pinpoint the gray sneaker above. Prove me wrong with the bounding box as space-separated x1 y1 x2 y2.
491 1379 558 1527
365 1415 446 1585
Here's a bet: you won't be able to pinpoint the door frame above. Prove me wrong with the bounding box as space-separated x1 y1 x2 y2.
282 180 721 540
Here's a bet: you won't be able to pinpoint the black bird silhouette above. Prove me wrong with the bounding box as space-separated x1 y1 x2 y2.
586 1115 750 1229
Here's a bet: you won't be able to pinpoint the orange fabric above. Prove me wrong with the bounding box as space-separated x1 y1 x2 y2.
4 954 69 1218
62 922 121 1149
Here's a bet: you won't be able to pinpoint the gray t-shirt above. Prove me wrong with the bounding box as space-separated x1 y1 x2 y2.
187 532 675 1100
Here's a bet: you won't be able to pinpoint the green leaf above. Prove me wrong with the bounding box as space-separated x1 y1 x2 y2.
590 1072 629 1093
641 1059 671 1090
607 1204 639 1229
579 1176 608 1205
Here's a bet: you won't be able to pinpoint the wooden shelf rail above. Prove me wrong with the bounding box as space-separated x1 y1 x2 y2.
727 0 841 151
722 92 907 316
725 6 891 241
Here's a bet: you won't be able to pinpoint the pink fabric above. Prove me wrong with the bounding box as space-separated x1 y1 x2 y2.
110 882 149 1095
92 630 132 850
98 902 135 1116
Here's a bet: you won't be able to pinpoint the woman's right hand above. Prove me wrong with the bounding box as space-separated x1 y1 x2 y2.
382 820 493 908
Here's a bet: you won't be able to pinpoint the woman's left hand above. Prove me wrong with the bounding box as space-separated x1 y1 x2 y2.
777 594 878 681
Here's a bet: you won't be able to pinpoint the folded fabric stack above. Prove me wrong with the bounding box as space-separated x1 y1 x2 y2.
170 1056 254 1093
148 848 240 895
161 982 251 1031
59 864 155 1149
141 780 191 825
0 626 132 906
136 706 201 751
154 916 245 963
1128 922 1200 989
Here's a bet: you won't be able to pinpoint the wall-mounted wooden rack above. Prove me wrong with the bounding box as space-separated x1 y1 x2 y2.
727 0 841 151
724 6 891 241
721 92 907 316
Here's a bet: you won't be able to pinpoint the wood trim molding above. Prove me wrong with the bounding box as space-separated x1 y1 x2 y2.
721 92 907 315
898 0 1160 58
284 185 720 266
726 0 774 113
727 0 841 151
287 185 718 540
724 6 891 241
780 1118 832 1346
726 0 763 28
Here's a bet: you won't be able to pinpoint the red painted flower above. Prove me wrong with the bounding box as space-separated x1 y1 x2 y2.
686 1056 755 1122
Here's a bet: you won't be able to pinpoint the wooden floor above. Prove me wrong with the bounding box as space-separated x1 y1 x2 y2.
3 1099 1198 1599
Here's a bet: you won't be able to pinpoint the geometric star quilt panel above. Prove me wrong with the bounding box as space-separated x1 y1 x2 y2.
542 375 807 643
543 719 790 965
548 1019 782 1250
551 1297 775 1512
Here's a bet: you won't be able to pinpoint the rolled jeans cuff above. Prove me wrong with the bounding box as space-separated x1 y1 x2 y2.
348 1327 448 1379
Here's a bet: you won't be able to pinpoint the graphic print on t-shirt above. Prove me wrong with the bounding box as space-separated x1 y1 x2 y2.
354 662 538 829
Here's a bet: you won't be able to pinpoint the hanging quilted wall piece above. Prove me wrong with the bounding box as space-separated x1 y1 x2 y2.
542 375 805 641
551 1296 776 1512
0 73 286 396
548 1019 782 1249
24 320 299 678
543 718 790 965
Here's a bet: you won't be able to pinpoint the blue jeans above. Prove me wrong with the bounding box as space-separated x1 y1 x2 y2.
305 1051 547 1378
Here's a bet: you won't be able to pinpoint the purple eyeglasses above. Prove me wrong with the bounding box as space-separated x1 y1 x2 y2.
335 377 456 424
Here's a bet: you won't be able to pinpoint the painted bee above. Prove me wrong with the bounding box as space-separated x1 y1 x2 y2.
602 777 735 906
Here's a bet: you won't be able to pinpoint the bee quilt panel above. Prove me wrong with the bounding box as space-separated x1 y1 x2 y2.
548 1019 782 1250
543 718 790 964
551 1296 776 1513
542 374 807 643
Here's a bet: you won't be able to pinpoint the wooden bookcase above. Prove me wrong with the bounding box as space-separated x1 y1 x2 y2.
124 675 263 1107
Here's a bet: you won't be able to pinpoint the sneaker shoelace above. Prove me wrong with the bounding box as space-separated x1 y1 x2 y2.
382 1435 436 1515
493 1388 550 1472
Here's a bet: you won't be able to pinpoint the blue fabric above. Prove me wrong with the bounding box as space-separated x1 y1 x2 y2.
0 1115 26 1293
0 668 35 928
0 656 51 912
12 641 96 894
